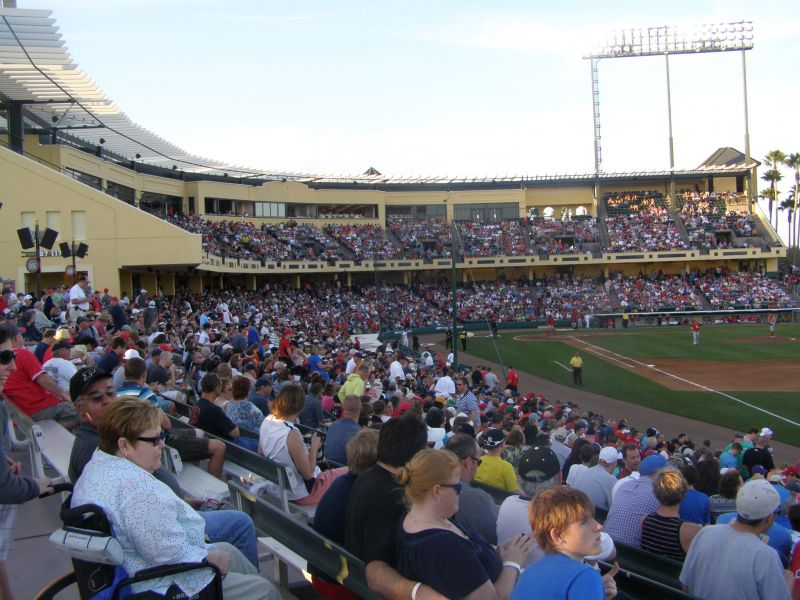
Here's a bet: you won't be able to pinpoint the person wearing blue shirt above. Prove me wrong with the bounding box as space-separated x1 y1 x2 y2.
679 465 711 525
511 487 618 600
719 443 742 470
300 383 326 429
323 395 362 465
715 511 793 567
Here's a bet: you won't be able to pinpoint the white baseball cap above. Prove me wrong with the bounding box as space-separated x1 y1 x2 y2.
599 447 622 464
736 479 780 520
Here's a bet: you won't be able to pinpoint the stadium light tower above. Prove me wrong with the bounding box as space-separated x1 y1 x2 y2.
584 22 754 202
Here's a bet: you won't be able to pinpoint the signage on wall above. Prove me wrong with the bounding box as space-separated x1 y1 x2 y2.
25 257 40 273
21 250 63 258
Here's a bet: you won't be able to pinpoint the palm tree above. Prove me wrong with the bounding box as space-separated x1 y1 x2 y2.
785 191 797 248
778 196 794 247
762 150 785 229
784 153 800 249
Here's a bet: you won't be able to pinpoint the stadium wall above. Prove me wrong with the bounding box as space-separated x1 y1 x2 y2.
0 145 201 295
0 137 786 295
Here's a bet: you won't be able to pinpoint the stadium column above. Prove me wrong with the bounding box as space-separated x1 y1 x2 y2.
188 275 203 294
118 270 133 298
159 273 176 296
244 275 256 291
140 272 157 297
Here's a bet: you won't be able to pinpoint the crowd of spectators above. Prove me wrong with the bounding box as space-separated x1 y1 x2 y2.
162 202 779 263
612 274 704 312
676 191 767 250
3 266 800 600
529 216 599 256
415 275 615 323
386 216 452 259
324 224 405 261
605 193 686 252
457 220 531 257
697 270 797 309
263 222 343 261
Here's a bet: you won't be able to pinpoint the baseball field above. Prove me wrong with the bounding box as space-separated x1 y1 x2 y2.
465 322 800 446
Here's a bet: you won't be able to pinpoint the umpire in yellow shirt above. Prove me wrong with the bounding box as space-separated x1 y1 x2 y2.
569 352 583 385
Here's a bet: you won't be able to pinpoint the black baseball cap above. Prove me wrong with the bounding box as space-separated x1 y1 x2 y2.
518 446 561 483
70 367 113 402
482 428 506 449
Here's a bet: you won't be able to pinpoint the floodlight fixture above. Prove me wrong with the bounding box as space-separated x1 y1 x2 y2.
584 21 755 203
585 22 753 59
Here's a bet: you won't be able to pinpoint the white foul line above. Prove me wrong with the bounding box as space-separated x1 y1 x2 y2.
568 336 800 429
552 361 571 372
572 343 638 369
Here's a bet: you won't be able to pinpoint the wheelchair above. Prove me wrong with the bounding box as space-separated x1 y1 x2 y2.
35 484 223 600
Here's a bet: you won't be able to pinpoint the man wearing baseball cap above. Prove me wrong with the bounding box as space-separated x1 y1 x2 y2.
680 479 789 600
572 446 621 511
604 454 665 548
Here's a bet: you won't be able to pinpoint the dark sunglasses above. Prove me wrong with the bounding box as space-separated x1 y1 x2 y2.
87 389 117 403
0 350 15 365
136 431 168 446
439 481 463 495
466 455 483 467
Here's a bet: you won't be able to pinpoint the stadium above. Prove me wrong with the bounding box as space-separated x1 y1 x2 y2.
0 3 798 600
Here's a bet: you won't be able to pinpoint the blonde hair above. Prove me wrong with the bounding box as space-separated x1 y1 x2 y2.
346 429 379 476
395 449 460 506
271 384 305 418
98 397 162 454
529 487 594 553
652 469 687 506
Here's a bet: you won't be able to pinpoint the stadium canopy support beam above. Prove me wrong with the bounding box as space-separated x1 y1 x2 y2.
6 100 24 155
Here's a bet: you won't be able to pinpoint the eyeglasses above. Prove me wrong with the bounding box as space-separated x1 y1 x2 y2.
87 389 116 403
439 481 463 495
136 431 168 446
0 350 15 365
465 455 483 466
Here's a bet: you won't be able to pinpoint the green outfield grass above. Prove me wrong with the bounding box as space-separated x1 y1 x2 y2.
465 324 800 447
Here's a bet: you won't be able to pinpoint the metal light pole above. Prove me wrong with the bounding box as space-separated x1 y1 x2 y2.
585 22 754 189
33 223 42 298
450 221 458 371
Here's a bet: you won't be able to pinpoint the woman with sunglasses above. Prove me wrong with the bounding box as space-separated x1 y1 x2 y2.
72 397 278 600
396 449 532 600
0 325 54 600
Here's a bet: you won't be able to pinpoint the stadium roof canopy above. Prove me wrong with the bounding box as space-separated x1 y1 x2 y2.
698 147 760 170
0 7 758 190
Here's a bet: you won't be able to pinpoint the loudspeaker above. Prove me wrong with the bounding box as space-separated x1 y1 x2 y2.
75 243 89 258
17 228 34 249
40 228 58 250
59 242 72 258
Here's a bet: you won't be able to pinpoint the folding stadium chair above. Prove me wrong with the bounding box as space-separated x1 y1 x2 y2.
35 484 222 600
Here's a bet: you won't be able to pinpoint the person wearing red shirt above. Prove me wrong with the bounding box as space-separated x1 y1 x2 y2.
278 329 293 367
690 319 701 346
505 365 519 393
0 323 77 429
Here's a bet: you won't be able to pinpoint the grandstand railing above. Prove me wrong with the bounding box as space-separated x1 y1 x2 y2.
198 244 787 275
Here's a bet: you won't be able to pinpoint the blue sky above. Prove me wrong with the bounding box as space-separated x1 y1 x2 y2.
20 0 800 186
